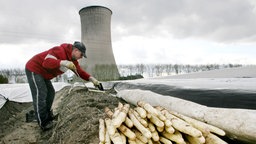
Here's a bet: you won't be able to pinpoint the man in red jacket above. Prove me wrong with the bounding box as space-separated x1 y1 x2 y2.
25 41 100 131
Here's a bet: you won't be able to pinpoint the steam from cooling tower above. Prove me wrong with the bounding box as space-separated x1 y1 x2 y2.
79 6 120 81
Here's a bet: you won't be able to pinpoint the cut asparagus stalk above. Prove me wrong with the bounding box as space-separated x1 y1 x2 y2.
134 106 147 119
170 110 225 136
99 118 105 143
112 104 130 128
151 130 160 141
133 109 148 127
162 109 203 138
105 118 116 136
109 131 124 144
161 130 185 144
105 128 111 144
133 128 148 143
118 124 136 140
185 134 206 144
159 136 173 144
128 109 152 139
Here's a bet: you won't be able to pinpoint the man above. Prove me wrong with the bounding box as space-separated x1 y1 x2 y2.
25 41 100 131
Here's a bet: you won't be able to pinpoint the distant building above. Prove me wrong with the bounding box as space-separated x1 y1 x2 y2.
79 6 120 81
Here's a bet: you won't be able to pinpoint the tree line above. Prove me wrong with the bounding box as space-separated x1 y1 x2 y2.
0 68 26 83
117 63 243 77
0 63 245 83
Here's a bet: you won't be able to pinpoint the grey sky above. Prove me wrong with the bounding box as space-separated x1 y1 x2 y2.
0 0 256 68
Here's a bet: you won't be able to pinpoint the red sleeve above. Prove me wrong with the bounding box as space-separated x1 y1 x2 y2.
73 61 91 81
42 47 64 69
42 58 61 69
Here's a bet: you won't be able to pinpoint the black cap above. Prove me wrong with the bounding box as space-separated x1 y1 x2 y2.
73 41 87 58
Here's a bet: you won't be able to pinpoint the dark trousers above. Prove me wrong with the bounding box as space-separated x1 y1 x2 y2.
25 69 55 127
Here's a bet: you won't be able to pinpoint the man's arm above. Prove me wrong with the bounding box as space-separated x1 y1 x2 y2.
74 61 91 80
42 53 61 69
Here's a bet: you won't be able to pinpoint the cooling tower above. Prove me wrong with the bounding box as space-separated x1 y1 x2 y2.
79 6 120 80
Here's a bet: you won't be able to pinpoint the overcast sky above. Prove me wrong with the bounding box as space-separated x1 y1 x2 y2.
1 0 256 69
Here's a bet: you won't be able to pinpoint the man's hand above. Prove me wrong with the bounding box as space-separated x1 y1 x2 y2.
89 76 100 86
60 60 76 71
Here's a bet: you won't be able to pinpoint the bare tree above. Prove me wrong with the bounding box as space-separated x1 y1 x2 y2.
136 64 145 75
173 64 179 74
164 64 173 75
155 64 164 76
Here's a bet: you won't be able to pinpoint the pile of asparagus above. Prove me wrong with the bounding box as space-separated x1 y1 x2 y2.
99 101 227 144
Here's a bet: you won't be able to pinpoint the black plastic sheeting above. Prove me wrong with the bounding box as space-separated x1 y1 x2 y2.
105 82 256 110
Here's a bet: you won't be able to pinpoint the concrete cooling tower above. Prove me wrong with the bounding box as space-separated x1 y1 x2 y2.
79 6 120 81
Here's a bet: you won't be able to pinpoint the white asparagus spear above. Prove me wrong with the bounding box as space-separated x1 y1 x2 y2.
148 114 164 128
162 109 202 137
185 134 206 144
147 113 165 132
135 138 145 144
105 128 111 144
138 101 166 121
155 108 167 121
148 139 153 144
112 104 130 128
118 124 136 140
128 109 152 139
155 106 173 128
99 118 105 143
148 122 156 132
159 136 173 144
109 131 124 144
118 102 124 109
164 119 172 127
112 107 121 119
120 132 126 144
104 107 114 118
104 106 136 140
165 125 175 134
170 110 225 136
137 101 158 115
161 130 185 144
105 106 133 128
151 130 160 141
105 118 116 136
134 106 147 119
153 141 161 144
133 109 148 127
156 125 164 132
128 139 137 144
133 128 148 143
124 116 134 128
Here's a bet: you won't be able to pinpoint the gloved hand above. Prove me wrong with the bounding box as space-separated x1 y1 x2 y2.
60 60 76 71
89 76 100 86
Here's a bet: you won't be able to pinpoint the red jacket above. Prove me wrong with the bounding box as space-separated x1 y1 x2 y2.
26 43 91 80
